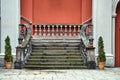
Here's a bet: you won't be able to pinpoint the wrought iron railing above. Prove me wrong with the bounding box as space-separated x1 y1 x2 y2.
14 24 32 69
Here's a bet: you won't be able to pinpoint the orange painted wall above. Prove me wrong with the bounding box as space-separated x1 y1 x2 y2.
81 0 92 23
21 0 33 24
20 0 92 35
33 0 82 24
115 2 120 67
21 0 92 24
21 0 33 34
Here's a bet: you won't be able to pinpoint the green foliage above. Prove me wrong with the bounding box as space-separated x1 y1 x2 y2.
4 36 13 62
97 36 106 62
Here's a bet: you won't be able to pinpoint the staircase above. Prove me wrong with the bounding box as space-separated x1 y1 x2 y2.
24 39 87 69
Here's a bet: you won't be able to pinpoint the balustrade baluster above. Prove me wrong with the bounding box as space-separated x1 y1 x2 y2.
43 25 46 36
78 25 81 37
65 25 67 37
48 25 50 36
74 25 76 36
69 25 72 37
39 25 41 36
34 25 37 36
52 25 54 36
56 25 58 36
60 25 63 36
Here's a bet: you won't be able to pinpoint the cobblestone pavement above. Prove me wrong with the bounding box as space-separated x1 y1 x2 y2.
0 68 120 80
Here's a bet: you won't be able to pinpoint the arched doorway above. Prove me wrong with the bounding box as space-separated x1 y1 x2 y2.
115 1 120 67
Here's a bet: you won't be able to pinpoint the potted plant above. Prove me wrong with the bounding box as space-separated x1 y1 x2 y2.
4 36 13 69
97 36 106 70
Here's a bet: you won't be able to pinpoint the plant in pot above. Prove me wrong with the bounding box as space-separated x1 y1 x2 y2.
4 36 13 69
97 36 106 70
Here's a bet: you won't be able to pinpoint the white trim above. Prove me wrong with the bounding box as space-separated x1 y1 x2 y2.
0 53 16 56
112 14 116 67
95 54 114 57
92 0 98 55
112 0 120 15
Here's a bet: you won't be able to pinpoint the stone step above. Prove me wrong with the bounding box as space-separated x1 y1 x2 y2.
24 39 87 69
31 54 81 56
32 43 80 47
32 47 79 50
24 65 87 69
29 56 82 59
32 50 80 53
25 62 84 65
27 59 83 62
31 52 81 56
31 39 81 43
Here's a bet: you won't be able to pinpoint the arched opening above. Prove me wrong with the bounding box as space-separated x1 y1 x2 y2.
115 1 120 67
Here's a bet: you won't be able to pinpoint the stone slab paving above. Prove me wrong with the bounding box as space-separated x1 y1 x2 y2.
0 68 120 80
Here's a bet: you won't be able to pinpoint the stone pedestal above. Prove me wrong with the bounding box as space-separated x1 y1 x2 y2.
86 47 96 69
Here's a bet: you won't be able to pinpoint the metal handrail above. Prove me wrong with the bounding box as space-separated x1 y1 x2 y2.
81 17 92 25
21 15 32 25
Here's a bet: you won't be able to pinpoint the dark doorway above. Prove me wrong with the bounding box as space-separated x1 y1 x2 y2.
115 1 120 67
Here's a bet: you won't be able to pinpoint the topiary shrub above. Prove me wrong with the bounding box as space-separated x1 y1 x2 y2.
4 36 13 62
97 36 106 62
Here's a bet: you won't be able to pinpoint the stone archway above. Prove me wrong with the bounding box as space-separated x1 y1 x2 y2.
115 1 120 67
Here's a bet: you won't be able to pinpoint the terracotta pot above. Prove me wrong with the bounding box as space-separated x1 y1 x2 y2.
5 62 12 69
98 62 105 70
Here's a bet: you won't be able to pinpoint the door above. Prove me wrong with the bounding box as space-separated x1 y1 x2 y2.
115 2 120 67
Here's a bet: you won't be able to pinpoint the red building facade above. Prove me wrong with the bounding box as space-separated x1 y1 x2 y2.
21 0 92 26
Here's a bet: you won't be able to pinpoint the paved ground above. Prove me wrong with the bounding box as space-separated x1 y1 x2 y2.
0 68 120 80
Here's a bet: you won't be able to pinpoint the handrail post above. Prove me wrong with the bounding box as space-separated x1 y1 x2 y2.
14 24 31 69
14 46 24 69
79 23 96 69
86 47 96 69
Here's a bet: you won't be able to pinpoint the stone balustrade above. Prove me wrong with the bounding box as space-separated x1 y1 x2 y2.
33 24 83 39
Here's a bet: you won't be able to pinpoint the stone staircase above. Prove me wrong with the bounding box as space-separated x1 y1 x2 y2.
24 39 87 69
